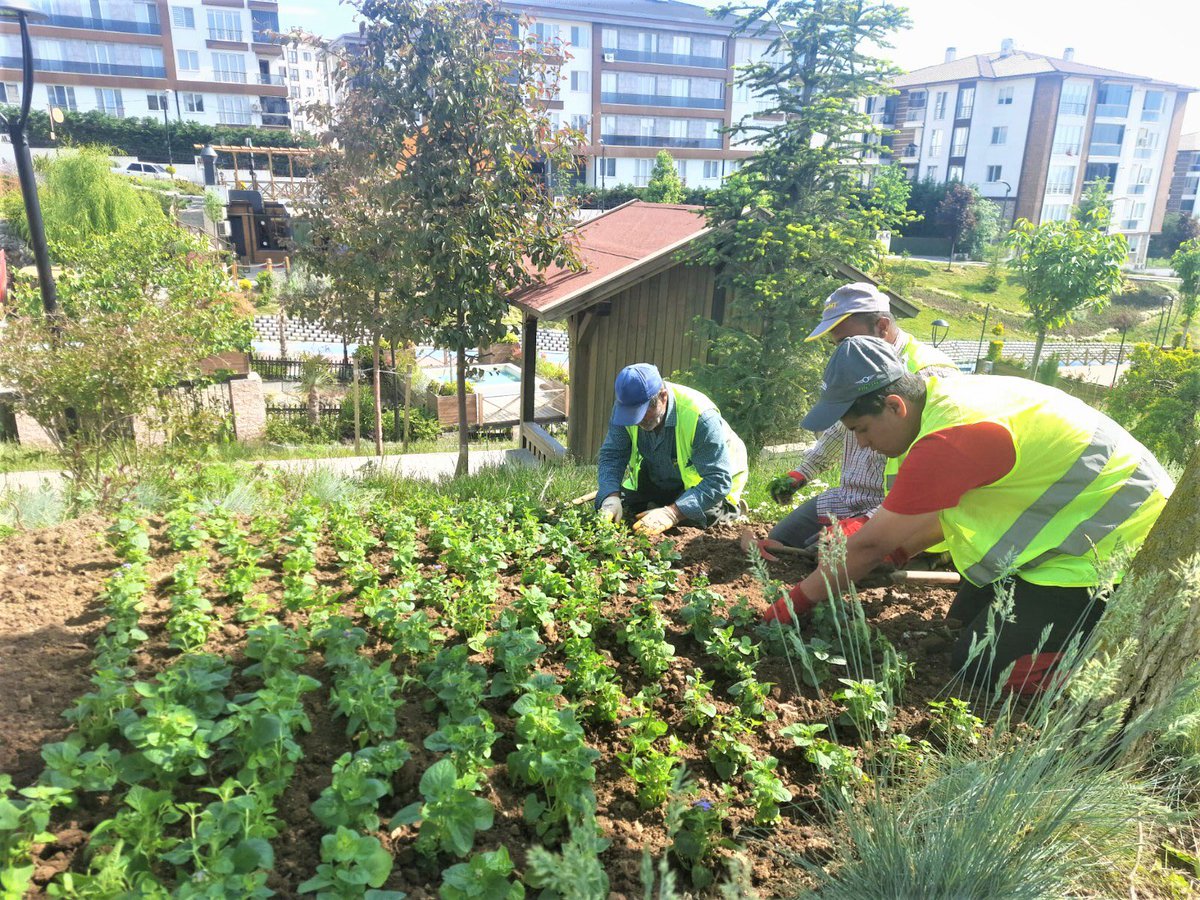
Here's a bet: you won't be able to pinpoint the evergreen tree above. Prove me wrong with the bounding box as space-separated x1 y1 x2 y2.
643 150 686 204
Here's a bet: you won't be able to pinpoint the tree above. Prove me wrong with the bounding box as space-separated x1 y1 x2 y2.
298 355 332 428
643 150 687 204
1073 177 1112 227
681 0 910 453
904 175 949 238
964 196 1001 257
1153 211 1200 258
1006 209 1128 377
309 0 579 475
936 181 978 268
1107 344 1200 468
1171 237 1200 340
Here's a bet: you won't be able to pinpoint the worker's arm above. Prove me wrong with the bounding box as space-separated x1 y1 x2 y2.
794 422 846 480
795 508 946 602
595 420 632 508
672 409 733 525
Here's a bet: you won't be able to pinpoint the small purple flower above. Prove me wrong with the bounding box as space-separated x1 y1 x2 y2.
693 799 713 811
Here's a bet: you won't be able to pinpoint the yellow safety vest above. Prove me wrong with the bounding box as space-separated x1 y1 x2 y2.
887 375 1171 587
896 332 957 375
622 382 748 506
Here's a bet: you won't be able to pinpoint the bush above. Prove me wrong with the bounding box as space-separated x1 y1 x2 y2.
1108 345 1200 467
1034 352 1060 386
336 386 443 441
535 357 569 385
265 415 337 445
987 340 1004 362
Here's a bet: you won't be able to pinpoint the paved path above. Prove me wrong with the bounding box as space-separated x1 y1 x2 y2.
0 448 540 495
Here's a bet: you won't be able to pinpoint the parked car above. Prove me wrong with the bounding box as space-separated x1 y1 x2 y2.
117 161 171 178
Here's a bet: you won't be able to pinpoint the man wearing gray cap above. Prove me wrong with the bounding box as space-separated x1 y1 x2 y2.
750 283 956 559
767 335 1173 696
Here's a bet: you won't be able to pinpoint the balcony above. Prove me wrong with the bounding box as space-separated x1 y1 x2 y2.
260 112 290 127
600 133 721 149
1059 101 1088 116
39 13 160 34
258 72 284 85
1088 142 1123 157
213 70 248 84
1095 103 1129 118
0 56 164 78
208 28 244 42
601 91 723 110
1046 182 1074 195
1129 183 1147 195
601 47 725 69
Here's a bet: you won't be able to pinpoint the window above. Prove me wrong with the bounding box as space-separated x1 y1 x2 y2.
1060 82 1089 116
1129 165 1153 195
1134 128 1159 159
925 164 938 181
304 70 311 79
529 22 559 44
1141 90 1164 122
955 86 974 118
928 128 943 156
212 52 246 83
986 164 1003 182
570 25 589 48
87 42 115 68
288 85 299 98
947 164 963 182
182 91 204 112
302 51 312 62
1041 203 1069 222
94 87 124 117
569 70 588 92
950 125 969 156
933 90 948 119
278 66 287 78
633 157 651 186
906 90 926 121
1051 123 1082 156
569 113 589 132
140 46 164 71
675 159 687 183
703 160 721 179
990 126 1007 145
46 84 76 110
997 86 1014 105
1089 123 1124 156
0 83 21 104
216 93 251 124
206 9 242 42
147 91 167 111
176 48 199 71
171 5 193 28
289 69 298 81
1083 162 1118 188
598 157 616 178
1047 164 1076 195
306 87 314 97
1095 82 1132 117
288 50 297 63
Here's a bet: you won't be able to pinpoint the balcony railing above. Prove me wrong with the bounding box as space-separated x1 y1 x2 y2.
1095 103 1129 118
1051 142 1081 155
261 113 290 127
1129 184 1148 195
208 29 244 42
1059 101 1088 116
258 72 284 85
600 91 723 110
600 133 721 149
41 13 160 34
1046 182 1074 195
601 47 725 69
1088 142 1123 157
213 70 249 84
1 57 164 78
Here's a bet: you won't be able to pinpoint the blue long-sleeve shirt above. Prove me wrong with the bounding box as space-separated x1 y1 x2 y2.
596 390 733 526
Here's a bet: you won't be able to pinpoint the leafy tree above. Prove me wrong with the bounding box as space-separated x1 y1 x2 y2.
309 0 579 474
643 150 687 204
864 164 913 226
936 181 978 267
681 0 909 452
1171 237 1200 340
1073 178 1111 227
965 196 1001 257
1107 344 1200 468
1154 211 1200 258
904 175 949 238
1006 209 1127 377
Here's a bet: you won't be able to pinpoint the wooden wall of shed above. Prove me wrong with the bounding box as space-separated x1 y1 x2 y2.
567 262 718 460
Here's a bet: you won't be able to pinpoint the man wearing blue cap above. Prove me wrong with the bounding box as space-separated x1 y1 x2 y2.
595 363 749 536
767 335 1172 695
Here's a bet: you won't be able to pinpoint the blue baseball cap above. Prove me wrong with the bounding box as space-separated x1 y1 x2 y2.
611 363 664 426
801 336 907 431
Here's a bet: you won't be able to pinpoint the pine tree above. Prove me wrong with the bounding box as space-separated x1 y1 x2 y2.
643 150 686 204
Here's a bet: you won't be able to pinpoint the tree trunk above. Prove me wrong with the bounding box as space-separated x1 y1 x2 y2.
455 309 469 477
1098 444 1200 761
307 385 319 427
353 356 361 455
402 349 412 453
1028 328 1047 380
277 303 288 358
372 330 384 458
390 339 401 443
946 238 956 271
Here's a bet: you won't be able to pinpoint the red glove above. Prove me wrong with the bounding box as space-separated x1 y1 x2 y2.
817 515 870 538
787 470 807 487
763 584 818 625
770 471 808 504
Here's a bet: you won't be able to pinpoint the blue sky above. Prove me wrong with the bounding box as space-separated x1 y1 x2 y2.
286 0 1199 134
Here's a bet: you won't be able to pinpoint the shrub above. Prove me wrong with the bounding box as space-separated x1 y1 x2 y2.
987 340 1004 362
265 415 337 445
535 357 569 385
1107 344 1200 467
337 387 443 442
1034 352 1060 386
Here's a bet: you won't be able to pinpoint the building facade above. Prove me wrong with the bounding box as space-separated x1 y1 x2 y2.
502 0 782 191
2 0 290 136
1165 132 1199 221
881 41 1192 266
278 36 331 133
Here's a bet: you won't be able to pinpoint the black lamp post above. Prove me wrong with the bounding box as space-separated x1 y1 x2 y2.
931 318 950 347
0 0 57 316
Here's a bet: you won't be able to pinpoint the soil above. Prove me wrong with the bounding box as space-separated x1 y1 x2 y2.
2 516 962 898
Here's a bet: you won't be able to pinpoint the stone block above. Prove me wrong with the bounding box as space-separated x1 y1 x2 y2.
228 372 267 442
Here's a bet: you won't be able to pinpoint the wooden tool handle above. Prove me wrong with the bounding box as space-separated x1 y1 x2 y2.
891 570 961 585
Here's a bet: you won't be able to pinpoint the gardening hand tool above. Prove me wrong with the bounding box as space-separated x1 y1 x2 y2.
598 494 623 524
769 471 807 504
633 505 680 536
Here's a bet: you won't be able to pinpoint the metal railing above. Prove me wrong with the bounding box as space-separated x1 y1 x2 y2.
258 73 284 85
600 134 721 149
208 28 244 42
1 57 165 78
251 355 357 384
42 13 160 34
213 70 249 84
600 91 724 109
602 47 726 69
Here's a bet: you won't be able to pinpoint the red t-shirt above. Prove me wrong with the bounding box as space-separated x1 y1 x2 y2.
882 421 1017 515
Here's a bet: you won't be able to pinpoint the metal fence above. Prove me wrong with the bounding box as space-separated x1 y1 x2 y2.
265 401 342 423
250 355 357 384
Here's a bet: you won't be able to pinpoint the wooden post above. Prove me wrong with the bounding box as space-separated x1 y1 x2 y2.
353 356 362 455
521 312 538 425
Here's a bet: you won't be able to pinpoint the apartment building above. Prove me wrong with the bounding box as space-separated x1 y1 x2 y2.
278 37 331 133
502 0 782 191
1165 132 1200 220
880 40 1192 266
0 0 289 134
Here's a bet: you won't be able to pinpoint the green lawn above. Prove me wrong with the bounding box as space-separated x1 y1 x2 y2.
895 259 1189 348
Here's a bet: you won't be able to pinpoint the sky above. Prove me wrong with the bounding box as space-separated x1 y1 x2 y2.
284 0 1200 135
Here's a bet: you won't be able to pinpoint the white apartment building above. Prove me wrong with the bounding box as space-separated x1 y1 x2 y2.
881 41 1192 265
0 0 290 135
277 37 331 133
505 0 781 191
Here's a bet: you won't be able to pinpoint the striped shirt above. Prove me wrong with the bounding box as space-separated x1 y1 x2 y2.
795 329 959 520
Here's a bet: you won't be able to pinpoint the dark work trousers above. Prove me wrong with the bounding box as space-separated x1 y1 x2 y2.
621 468 738 529
948 577 1105 695
767 497 823 548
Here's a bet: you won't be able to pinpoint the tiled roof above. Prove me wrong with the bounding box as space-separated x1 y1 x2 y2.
893 49 1194 92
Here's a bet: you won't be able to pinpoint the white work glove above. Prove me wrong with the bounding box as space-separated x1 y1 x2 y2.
633 505 681 536
598 494 623 524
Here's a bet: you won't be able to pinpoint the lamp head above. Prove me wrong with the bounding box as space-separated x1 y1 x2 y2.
0 0 49 21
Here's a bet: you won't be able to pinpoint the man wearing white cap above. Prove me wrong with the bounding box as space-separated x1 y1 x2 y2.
749 283 958 558
595 363 749 536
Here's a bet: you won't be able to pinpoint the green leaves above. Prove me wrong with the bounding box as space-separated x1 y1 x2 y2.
298 826 395 897
392 758 495 859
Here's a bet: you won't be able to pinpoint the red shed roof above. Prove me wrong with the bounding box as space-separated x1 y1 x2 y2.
511 201 709 318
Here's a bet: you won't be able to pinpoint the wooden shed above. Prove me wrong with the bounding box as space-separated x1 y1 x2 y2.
509 200 917 462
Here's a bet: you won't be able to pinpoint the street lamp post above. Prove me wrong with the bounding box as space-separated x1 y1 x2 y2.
996 180 1012 229
931 318 950 347
161 89 173 165
0 0 57 316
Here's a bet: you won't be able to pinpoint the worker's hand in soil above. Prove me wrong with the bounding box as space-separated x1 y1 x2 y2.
763 583 817 625
738 528 785 562
598 494 623 524
633 505 681 536
769 471 807 505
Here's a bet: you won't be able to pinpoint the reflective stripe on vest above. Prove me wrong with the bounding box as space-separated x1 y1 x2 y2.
623 382 748 505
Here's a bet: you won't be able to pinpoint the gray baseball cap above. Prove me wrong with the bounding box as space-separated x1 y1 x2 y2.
805 282 892 341
801 335 907 431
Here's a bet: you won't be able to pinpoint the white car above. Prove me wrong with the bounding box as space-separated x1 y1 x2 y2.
119 161 171 178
